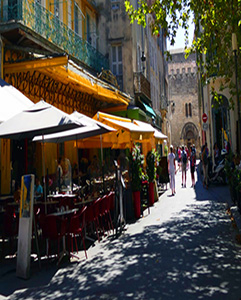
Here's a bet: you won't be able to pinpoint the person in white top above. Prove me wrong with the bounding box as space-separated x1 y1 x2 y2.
168 145 176 196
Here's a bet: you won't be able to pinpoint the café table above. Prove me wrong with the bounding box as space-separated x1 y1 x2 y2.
0 195 14 201
74 197 97 207
35 201 59 214
0 196 14 208
48 193 77 197
48 208 79 264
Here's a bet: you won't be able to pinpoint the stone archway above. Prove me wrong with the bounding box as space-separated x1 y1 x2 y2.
180 122 199 148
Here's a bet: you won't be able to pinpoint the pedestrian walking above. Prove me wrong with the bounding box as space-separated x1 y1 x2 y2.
178 146 182 169
181 145 187 187
190 146 196 187
202 144 208 189
168 145 176 196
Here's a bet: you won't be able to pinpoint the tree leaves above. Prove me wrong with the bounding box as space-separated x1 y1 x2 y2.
125 0 241 109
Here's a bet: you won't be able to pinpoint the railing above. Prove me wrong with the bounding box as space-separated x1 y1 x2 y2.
0 0 108 73
133 72 151 100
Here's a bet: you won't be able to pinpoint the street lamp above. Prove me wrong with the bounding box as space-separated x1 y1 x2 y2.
232 32 241 154
141 51 146 73
168 100 175 113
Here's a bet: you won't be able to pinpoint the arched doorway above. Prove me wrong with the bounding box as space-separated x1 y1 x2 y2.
211 95 230 150
180 122 199 149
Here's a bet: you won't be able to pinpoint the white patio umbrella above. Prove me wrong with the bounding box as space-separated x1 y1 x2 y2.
0 100 84 210
0 78 33 123
33 110 115 188
33 110 115 143
0 100 82 139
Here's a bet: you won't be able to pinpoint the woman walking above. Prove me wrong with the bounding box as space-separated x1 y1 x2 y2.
168 145 176 196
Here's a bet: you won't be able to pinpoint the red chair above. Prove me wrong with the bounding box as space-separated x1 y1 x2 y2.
98 196 107 237
2 206 19 255
39 214 67 259
85 199 101 242
109 191 115 212
59 197 74 210
105 192 114 234
67 206 87 259
93 198 104 239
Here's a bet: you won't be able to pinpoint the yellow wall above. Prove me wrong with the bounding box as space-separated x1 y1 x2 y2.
0 139 11 194
65 140 77 166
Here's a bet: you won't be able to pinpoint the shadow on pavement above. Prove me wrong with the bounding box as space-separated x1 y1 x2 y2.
5 182 241 300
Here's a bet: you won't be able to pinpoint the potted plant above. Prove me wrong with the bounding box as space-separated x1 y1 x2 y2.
129 144 144 218
146 149 159 206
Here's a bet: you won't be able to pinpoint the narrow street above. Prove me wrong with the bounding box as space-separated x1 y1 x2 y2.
1 166 241 300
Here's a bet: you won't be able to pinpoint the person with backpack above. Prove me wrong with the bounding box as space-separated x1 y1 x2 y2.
168 145 176 196
181 145 187 187
190 146 196 187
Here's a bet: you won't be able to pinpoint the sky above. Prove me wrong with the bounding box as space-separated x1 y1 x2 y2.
167 20 195 50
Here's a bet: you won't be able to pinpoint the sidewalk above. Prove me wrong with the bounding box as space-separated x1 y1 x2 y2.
1 167 241 300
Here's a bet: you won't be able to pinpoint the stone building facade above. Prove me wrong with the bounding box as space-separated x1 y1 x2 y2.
168 49 201 152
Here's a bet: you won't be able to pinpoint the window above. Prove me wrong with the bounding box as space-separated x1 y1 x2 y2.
112 45 123 90
176 68 180 74
74 4 79 34
185 103 188 117
54 0 59 18
185 103 192 117
182 68 185 73
171 69 174 75
86 14 91 44
68 1 72 28
137 45 141 72
189 103 192 117
188 67 191 73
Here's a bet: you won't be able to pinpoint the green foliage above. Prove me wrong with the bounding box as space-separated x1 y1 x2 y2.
225 152 241 194
146 149 160 183
125 0 241 109
129 144 144 192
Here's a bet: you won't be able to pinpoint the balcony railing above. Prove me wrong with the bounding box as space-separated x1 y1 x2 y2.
133 72 151 100
0 0 108 73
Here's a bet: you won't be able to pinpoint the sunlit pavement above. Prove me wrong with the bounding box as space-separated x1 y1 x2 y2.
1 165 241 300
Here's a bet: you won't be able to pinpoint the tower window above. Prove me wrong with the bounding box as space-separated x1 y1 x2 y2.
185 103 192 117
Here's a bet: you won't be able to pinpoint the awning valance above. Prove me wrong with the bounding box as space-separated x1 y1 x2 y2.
85 112 166 149
143 103 156 117
4 56 131 107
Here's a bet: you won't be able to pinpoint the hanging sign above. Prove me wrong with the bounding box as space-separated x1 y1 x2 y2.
16 174 35 279
203 123 209 131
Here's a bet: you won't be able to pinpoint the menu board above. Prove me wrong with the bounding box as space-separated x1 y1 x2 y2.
19 175 34 218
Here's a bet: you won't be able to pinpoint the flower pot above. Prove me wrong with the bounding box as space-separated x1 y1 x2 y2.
149 182 155 206
133 190 141 219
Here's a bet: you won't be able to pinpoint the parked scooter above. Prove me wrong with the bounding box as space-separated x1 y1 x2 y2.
208 149 227 184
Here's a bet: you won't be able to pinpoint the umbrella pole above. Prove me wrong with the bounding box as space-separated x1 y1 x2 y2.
97 113 105 193
100 134 105 193
42 136 47 214
76 137 80 195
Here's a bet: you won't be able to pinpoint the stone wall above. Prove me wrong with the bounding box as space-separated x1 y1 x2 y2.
168 50 201 153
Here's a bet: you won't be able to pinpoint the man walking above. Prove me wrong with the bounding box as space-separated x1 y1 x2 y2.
168 145 176 196
181 145 187 187
190 146 196 187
